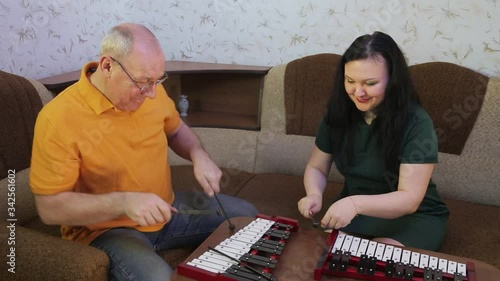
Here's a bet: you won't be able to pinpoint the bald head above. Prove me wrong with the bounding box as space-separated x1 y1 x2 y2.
100 23 162 61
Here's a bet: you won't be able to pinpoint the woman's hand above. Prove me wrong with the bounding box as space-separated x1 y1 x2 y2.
298 194 323 218
321 196 358 229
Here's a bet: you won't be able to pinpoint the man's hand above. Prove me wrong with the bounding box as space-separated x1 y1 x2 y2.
166 121 222 196
192 152 222 196
123 192 173 226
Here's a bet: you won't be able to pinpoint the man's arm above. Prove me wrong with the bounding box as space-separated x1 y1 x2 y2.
167 121 221 196
34 191 173 226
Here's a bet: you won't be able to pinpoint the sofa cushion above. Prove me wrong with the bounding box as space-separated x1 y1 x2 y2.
0 224 109 281
440 198 500 269
21 216 61 237
171 165 255 196
0 168 38 225
236 172 343 231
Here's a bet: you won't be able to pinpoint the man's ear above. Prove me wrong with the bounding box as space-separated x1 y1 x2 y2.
99 56 113 77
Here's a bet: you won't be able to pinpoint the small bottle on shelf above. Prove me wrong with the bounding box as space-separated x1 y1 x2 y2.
178 95 189 117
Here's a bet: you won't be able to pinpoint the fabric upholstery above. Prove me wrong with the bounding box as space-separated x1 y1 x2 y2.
0 168 37 225
0 224 109 281
256 63 344 182
170 164 255 197
0 71 43 179
440 198 500 265
169 127 259 174
431 78 500 205
235 172 344 231
27 78 54 105
284 53 341 136
409 62 488 155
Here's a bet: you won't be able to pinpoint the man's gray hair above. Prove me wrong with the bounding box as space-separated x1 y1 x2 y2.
100 24 159 60
100 26 134 60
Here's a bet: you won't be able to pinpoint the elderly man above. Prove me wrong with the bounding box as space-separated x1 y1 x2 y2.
30 23 258 280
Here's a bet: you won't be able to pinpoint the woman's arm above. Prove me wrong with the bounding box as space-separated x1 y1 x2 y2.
352 163 434 218
298 146 334 217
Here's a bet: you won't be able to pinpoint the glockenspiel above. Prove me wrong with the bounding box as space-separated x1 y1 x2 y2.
314 230 476 281
177 214 299 281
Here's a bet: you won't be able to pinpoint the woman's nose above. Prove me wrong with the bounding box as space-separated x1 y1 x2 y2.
354 86 365 97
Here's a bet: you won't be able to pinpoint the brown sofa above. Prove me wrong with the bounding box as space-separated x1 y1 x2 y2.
0 54 499 280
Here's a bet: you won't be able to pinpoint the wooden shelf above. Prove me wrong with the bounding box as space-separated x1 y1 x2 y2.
37 61 270 91
181 111 259 130
38 61 271 130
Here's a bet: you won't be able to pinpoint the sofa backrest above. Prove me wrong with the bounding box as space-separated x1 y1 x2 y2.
256 54 500 206
430 76 500 206
408 63 499 206
409 62 488 155
0 73 54 224
0 71 43 179
254 55 344 182
284 53 340 136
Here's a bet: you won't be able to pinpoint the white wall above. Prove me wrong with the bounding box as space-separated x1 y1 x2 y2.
0 0 499 79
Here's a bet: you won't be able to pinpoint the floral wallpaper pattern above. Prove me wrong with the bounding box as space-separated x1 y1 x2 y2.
0 0 499 80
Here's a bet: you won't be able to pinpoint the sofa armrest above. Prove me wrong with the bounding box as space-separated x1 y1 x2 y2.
27 78 54 105
2 225 109 281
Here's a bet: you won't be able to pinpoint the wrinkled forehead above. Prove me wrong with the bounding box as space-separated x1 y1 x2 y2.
123 44 165 80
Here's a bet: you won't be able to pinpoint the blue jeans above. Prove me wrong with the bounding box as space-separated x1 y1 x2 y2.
90 191 258 281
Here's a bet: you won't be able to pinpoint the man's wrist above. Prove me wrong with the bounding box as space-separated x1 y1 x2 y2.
104 192 127 216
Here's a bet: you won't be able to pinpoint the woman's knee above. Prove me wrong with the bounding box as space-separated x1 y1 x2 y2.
372 237 405 247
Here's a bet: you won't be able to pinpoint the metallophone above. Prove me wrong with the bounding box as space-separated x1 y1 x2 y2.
314 230 477 281
176 214 299 281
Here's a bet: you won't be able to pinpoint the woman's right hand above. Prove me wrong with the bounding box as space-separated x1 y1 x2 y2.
298 194 323 218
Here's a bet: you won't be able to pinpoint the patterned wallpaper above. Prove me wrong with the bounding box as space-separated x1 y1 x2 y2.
0 0 499 80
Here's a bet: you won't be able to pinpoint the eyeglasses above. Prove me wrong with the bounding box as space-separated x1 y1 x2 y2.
109 56 168 94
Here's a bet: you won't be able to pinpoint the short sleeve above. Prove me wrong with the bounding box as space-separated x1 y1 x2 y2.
400 107 438 164
315 118 334 154
30 112 80 194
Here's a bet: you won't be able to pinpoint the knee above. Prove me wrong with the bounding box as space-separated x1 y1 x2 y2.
108 254 173 281
372 237 404 248
227 198 259 217
144 265 173 281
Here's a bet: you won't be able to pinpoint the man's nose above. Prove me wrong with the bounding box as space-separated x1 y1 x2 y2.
143 85 157 99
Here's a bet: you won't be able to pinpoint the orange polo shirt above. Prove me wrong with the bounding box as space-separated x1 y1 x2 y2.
30 62 181 244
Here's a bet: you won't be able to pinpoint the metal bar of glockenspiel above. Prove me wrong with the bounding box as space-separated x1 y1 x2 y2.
208 246 275 281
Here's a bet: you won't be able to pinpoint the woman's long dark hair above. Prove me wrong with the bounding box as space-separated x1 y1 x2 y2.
326 31 420 182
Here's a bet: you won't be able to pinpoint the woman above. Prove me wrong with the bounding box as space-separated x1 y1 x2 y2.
297 31 449 251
